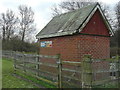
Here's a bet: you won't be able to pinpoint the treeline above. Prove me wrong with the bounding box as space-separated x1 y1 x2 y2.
0 5 38 53
110 1 120 56
110 30 120 56
2 38 39 53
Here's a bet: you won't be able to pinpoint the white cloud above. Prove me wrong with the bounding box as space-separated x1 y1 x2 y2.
0 4 7 13
99 0 119 4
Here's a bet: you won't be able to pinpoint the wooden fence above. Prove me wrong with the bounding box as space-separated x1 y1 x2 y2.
82 55 120 88
2 51 120 88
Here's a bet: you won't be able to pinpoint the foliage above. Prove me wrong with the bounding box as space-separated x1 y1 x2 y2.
2 37 39 53
110 47 120 57
110 1 120 56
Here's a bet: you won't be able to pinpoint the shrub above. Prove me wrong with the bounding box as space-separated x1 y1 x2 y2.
2 37 39 53
110 47 120 57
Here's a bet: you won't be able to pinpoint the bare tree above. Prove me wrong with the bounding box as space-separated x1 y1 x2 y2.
115 1 120 30
59 1 95 11
114 1 120 48
0 10 17 41
51 0 98 16
18 5 36 42
51 1 113 25
0 13 6 41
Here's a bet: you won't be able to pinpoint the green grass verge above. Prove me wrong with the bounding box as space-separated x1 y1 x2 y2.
2 58 37 88
16 71 56 88
93 81 119 88
2 58 56 88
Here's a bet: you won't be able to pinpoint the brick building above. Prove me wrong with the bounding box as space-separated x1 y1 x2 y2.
36 3 114 61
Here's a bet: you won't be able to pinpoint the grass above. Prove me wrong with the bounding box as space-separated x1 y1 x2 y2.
93 82 120 88
2 58 56 88
2 58 37 88
16 71 56 88
16 51 38 55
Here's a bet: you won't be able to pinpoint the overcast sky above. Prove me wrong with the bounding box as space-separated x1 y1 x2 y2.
0 0 119 41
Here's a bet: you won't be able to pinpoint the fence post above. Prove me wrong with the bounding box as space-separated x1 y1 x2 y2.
13 51 16 74
82 55 92 89
116 55 120 88
36 55 40 76
57 54 62 88
23 54 26 72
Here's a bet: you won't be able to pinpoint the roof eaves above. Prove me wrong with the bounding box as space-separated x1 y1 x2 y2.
36 17 55 37
36 30 77 39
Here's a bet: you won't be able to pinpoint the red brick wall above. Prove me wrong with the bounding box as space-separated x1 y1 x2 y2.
40 35 79 61
78 35 110 60
39 9 110 61
40 35 110 61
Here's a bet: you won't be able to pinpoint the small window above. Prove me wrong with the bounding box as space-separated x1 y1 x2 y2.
110 72 116 76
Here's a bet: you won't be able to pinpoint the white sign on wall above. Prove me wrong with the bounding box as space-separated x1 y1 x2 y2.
40 41 52 47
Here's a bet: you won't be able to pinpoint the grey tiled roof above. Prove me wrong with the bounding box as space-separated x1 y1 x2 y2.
36 3 97 38
36 3 114 38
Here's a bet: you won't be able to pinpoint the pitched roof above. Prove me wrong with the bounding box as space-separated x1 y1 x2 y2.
36 3 113 39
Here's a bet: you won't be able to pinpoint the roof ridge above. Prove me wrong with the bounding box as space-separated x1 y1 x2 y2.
54 2 98 18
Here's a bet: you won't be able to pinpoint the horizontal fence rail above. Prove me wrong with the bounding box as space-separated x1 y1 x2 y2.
2 50 120 88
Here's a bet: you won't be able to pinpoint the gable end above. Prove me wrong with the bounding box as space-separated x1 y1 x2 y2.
79 4 114 36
